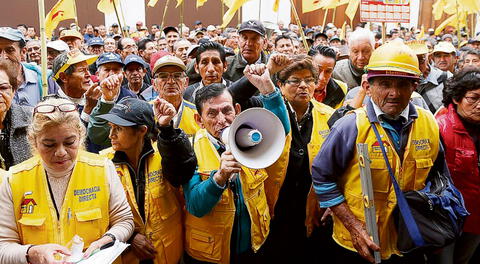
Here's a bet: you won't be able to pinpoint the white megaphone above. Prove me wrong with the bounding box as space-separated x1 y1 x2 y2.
221 108 286 169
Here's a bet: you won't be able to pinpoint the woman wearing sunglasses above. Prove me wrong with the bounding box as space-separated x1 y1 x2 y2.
0 96 134 263
0 59 32 170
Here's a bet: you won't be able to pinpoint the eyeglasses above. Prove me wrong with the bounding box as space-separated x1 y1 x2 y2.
155 72 185 81
33 103 77 115
464 96 480 105
284 78 316 87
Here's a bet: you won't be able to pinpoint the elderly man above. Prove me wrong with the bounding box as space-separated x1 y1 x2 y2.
312 41 458 263
333 28 374 89
173 39 192 65
463 49 480 67
46 40 69 69
117 37 138 60
164 26 180 53
432 41 457 73
122 54 150 99
224 20 268 82
25 40 41 65
59 29 84 50
51 49 98 122
0 27 41 106
87 37 104 55
314 32 328 47
183 66 289 264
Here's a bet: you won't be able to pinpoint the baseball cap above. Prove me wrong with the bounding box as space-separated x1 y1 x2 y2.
314 32 328 40
96 52 124 67
186 44 200 58
441 34 454 41
136 21 143 26
163 26 179 35
87 37 104 47
152 55 186 74
52 49 98 80
433 41 456 54
195 20 202 25
123 54 147 69
60 29 83 40
47 40 70 52
0 27 25 43
207 25 216 31
112 23 119 27
149 51 170 71
97 97 154 128
329 36 341 42
238 20 266 37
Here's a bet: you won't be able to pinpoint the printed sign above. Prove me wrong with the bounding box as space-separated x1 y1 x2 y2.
360 0 410 23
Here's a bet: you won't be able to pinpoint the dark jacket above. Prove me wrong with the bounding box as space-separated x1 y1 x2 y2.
436 103 480 234
224 52 268 82
1 104 32 169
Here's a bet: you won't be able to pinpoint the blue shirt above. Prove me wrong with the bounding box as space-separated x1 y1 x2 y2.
14 65 41 107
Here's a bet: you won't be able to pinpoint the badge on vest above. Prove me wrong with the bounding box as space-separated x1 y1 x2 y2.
318 129 330 139
412 139 431 151
21 196 37 214
372 140 390 154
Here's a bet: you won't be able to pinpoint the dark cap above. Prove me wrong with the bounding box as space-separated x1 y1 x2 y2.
195 20 202 25
97 97 154 128
238 20 265 37
314 32 327 40
112 23 119 27
123 54 147 69
96 52 124 67
163 26 179 35
0 27 25 43
87 37 104 46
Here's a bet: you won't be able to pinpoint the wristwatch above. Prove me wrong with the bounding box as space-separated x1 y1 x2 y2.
103 233 116 243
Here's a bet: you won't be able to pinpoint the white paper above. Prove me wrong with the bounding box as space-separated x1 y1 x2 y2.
76 241 129 264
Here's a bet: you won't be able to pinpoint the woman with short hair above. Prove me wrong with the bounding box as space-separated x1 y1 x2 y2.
0 96 134 263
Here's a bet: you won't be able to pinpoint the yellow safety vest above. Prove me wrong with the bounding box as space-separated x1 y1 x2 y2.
333 79 348 109
185 129 270 264
9 151 110 248
101 147 183 264
264 100 334 236
333 106 439 259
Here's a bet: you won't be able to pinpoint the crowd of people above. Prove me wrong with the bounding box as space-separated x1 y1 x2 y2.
0 17 478 264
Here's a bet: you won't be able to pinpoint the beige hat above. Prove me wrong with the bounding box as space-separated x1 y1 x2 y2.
433 41 456 54
405 40 429 55
152 55 186 74
59 29 83 40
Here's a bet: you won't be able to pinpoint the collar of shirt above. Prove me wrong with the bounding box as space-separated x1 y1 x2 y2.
287 100 313 129
21 64 38 86
370 98 409 124
239 53 262 65
206 130 225 151
199 78 227 89
57 87 85 106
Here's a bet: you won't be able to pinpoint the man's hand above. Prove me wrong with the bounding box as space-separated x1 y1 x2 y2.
154 98 177 127
244 64 275 96
83 83 102 115
213 150 241 187
100 73 123 102
267 53 292 75
331 203 380 263
130 233 157 260
27 244 71 264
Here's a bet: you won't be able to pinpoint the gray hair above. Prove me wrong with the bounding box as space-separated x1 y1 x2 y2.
348 28 375 48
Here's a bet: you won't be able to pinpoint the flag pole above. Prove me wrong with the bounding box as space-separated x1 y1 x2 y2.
455 0 461 42
332 6 336 25
238 4 241 25
221 0 224 22
322 8 328 30
72 0 79 27
161 0 171 30
112 0 125 37
117 0 130 37
289 0 309 50
180 0 184 36
37 0 48 97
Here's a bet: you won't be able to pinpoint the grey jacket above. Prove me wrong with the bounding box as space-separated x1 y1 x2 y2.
224 52 268 82
417 66 452 113
332 59 364 90
7 104 32 167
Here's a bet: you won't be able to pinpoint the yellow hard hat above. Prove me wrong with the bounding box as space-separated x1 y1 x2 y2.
365 40 421 78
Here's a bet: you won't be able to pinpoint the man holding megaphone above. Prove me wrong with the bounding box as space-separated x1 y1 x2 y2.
181 65 290 264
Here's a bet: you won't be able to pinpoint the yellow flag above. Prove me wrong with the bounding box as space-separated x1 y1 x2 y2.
223 0 233 8
176 0 184 8
418 25 425 39
345 0 359 22
147 0 159 7
435 12 467 35
197 0 208 7
303 0 346 13
458 0 480 12
273 0 280 12
45 0 77 38
320 0 348 9
221 0 250 27
97 0 120 14
340 21 346 40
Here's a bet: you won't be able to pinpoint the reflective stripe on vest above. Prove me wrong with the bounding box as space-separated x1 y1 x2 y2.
185 129 270 264
10 151 110 248
332 106 439 259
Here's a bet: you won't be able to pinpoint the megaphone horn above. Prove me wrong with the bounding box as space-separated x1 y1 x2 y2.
221 108 286 169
